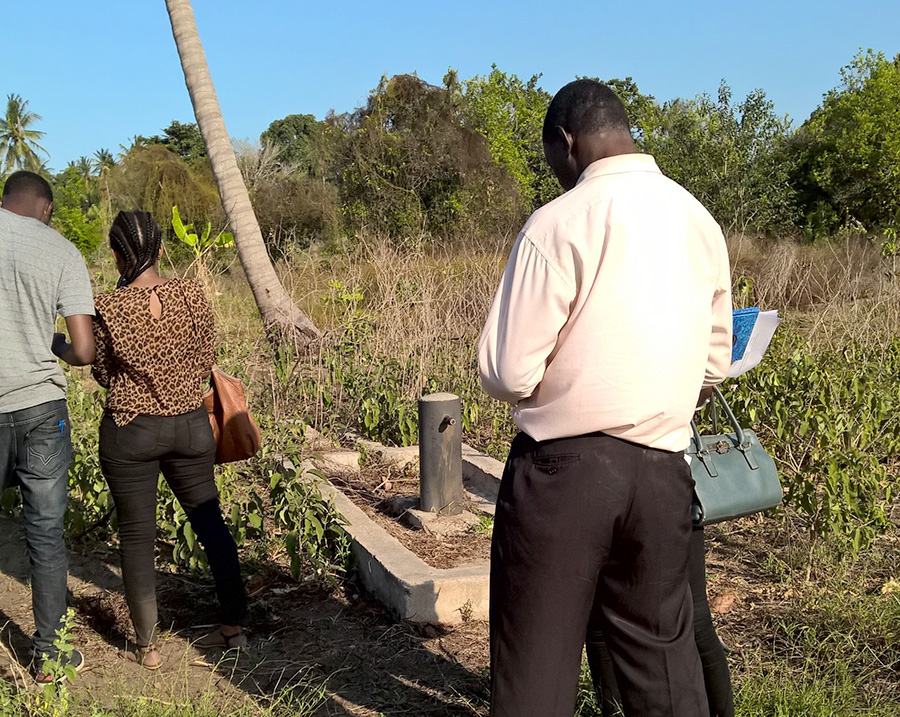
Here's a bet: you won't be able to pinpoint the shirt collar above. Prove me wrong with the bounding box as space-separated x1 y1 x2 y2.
575 153 661 186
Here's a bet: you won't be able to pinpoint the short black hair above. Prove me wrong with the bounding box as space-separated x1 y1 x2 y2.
2 170 53 203
542 80 630 144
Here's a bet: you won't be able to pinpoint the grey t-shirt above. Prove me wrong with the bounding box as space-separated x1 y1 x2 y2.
0 207 95 413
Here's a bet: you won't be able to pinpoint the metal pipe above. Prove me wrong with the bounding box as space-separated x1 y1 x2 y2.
418 392 463 515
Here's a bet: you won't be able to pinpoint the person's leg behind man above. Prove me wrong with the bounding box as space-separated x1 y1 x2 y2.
586 526 731 716
14 401 71 663
585 623 624 717
491 432 646 717
594 443 708 717
690 527 734 717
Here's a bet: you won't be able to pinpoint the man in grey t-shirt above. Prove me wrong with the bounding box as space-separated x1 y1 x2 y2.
0 170 95 681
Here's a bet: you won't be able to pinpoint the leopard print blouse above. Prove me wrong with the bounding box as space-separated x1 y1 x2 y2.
92 279 215 426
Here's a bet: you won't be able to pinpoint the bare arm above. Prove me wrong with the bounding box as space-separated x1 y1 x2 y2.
52 314 96 366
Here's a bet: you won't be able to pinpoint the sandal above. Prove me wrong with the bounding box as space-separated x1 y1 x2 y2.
118 644 162 671
195 626 247 649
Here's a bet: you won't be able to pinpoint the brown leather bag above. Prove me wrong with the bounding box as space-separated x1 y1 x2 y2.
203 366 261 464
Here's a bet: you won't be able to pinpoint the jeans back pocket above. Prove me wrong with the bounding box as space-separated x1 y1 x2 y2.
25 415 71 480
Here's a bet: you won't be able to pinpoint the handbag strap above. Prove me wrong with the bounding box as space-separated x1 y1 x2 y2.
691 386 758 471
692 387 748 449
710 385 748 447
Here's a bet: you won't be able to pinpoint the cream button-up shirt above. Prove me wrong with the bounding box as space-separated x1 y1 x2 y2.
478 153 732 452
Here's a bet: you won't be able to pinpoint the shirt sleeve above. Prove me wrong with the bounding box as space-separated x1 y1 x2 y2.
91 313 114 388
478 233 576 404
57 248 95 317
703 239 733 388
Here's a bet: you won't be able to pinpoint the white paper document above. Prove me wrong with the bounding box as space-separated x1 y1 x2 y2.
728 310 781 378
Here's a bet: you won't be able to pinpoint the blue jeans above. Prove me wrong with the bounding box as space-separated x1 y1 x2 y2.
0 400 70 660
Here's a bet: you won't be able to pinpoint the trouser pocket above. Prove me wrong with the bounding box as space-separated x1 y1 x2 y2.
24 409 71 480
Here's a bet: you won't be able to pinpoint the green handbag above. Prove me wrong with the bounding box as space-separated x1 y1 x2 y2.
687 386 782 526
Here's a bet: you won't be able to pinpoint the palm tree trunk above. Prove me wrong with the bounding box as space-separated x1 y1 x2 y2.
164 0 320 346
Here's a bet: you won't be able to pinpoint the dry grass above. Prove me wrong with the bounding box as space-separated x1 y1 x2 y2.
193 230 900 453
207 236 512 446
729 233 900 349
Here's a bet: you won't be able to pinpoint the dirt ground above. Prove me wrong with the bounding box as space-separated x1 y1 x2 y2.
2 511 896 715
0 514 490 716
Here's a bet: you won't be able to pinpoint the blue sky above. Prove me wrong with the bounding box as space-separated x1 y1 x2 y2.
4 0 899 170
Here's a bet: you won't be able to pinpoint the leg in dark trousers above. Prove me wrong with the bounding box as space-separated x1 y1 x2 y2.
490 432 708 717
100 414 166 646
0 401 71 662
586 527 734 717
158 407 247 627
182 499 246 626
100 407 247 646
585 626 622 716
689 528 734 717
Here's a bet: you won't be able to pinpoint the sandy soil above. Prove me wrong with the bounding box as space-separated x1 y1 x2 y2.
0 515 490 715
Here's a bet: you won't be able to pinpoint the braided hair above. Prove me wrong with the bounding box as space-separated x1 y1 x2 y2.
109 211 162 288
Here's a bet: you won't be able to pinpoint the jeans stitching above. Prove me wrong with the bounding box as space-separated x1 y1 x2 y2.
27 444 64 466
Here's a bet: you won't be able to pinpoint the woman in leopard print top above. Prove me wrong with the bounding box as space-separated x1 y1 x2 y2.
93 278 214 426
92 211 247 669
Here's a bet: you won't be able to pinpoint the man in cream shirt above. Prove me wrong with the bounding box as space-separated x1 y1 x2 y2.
479 80 732 716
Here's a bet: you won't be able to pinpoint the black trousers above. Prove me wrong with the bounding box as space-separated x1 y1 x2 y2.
99 406 247 646
490 431 708 717
586 528 735 717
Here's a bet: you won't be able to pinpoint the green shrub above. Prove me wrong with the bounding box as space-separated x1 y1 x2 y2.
725 330 898 551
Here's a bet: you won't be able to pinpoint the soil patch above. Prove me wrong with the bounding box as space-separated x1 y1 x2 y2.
328 463 492 570
3 511 899 714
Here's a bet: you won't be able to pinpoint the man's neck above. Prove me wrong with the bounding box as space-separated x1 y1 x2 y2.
574 132 637 176
1 197 49 223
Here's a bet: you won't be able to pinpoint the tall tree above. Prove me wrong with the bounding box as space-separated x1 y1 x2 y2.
94 148 116 172
0 94 48 175
639 82 796 233
261 114 320 172
459 66 557 209
790 50 900 234
164 0 320 345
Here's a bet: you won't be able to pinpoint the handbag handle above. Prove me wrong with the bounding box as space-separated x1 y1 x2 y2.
710 385 748 448
692 386 747 449
691 385 758 471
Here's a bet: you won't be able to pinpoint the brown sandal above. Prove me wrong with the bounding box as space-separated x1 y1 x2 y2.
118 644 162 670
139 644 162 669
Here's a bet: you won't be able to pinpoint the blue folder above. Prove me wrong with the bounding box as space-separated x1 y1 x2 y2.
731 307 760 362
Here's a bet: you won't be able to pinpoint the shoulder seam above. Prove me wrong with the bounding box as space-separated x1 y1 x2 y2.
520 232 576 293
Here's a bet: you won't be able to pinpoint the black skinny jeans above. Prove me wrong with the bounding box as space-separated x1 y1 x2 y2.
586 527 735 717
99 406 246 646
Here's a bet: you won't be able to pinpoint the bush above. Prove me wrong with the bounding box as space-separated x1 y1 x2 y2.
251 174 340 256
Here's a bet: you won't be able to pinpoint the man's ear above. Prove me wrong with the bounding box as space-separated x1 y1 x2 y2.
555 125 575 157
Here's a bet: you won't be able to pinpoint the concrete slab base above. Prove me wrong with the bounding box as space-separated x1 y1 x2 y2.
316 450 361 474
300 429 504 625
405 507 482 536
